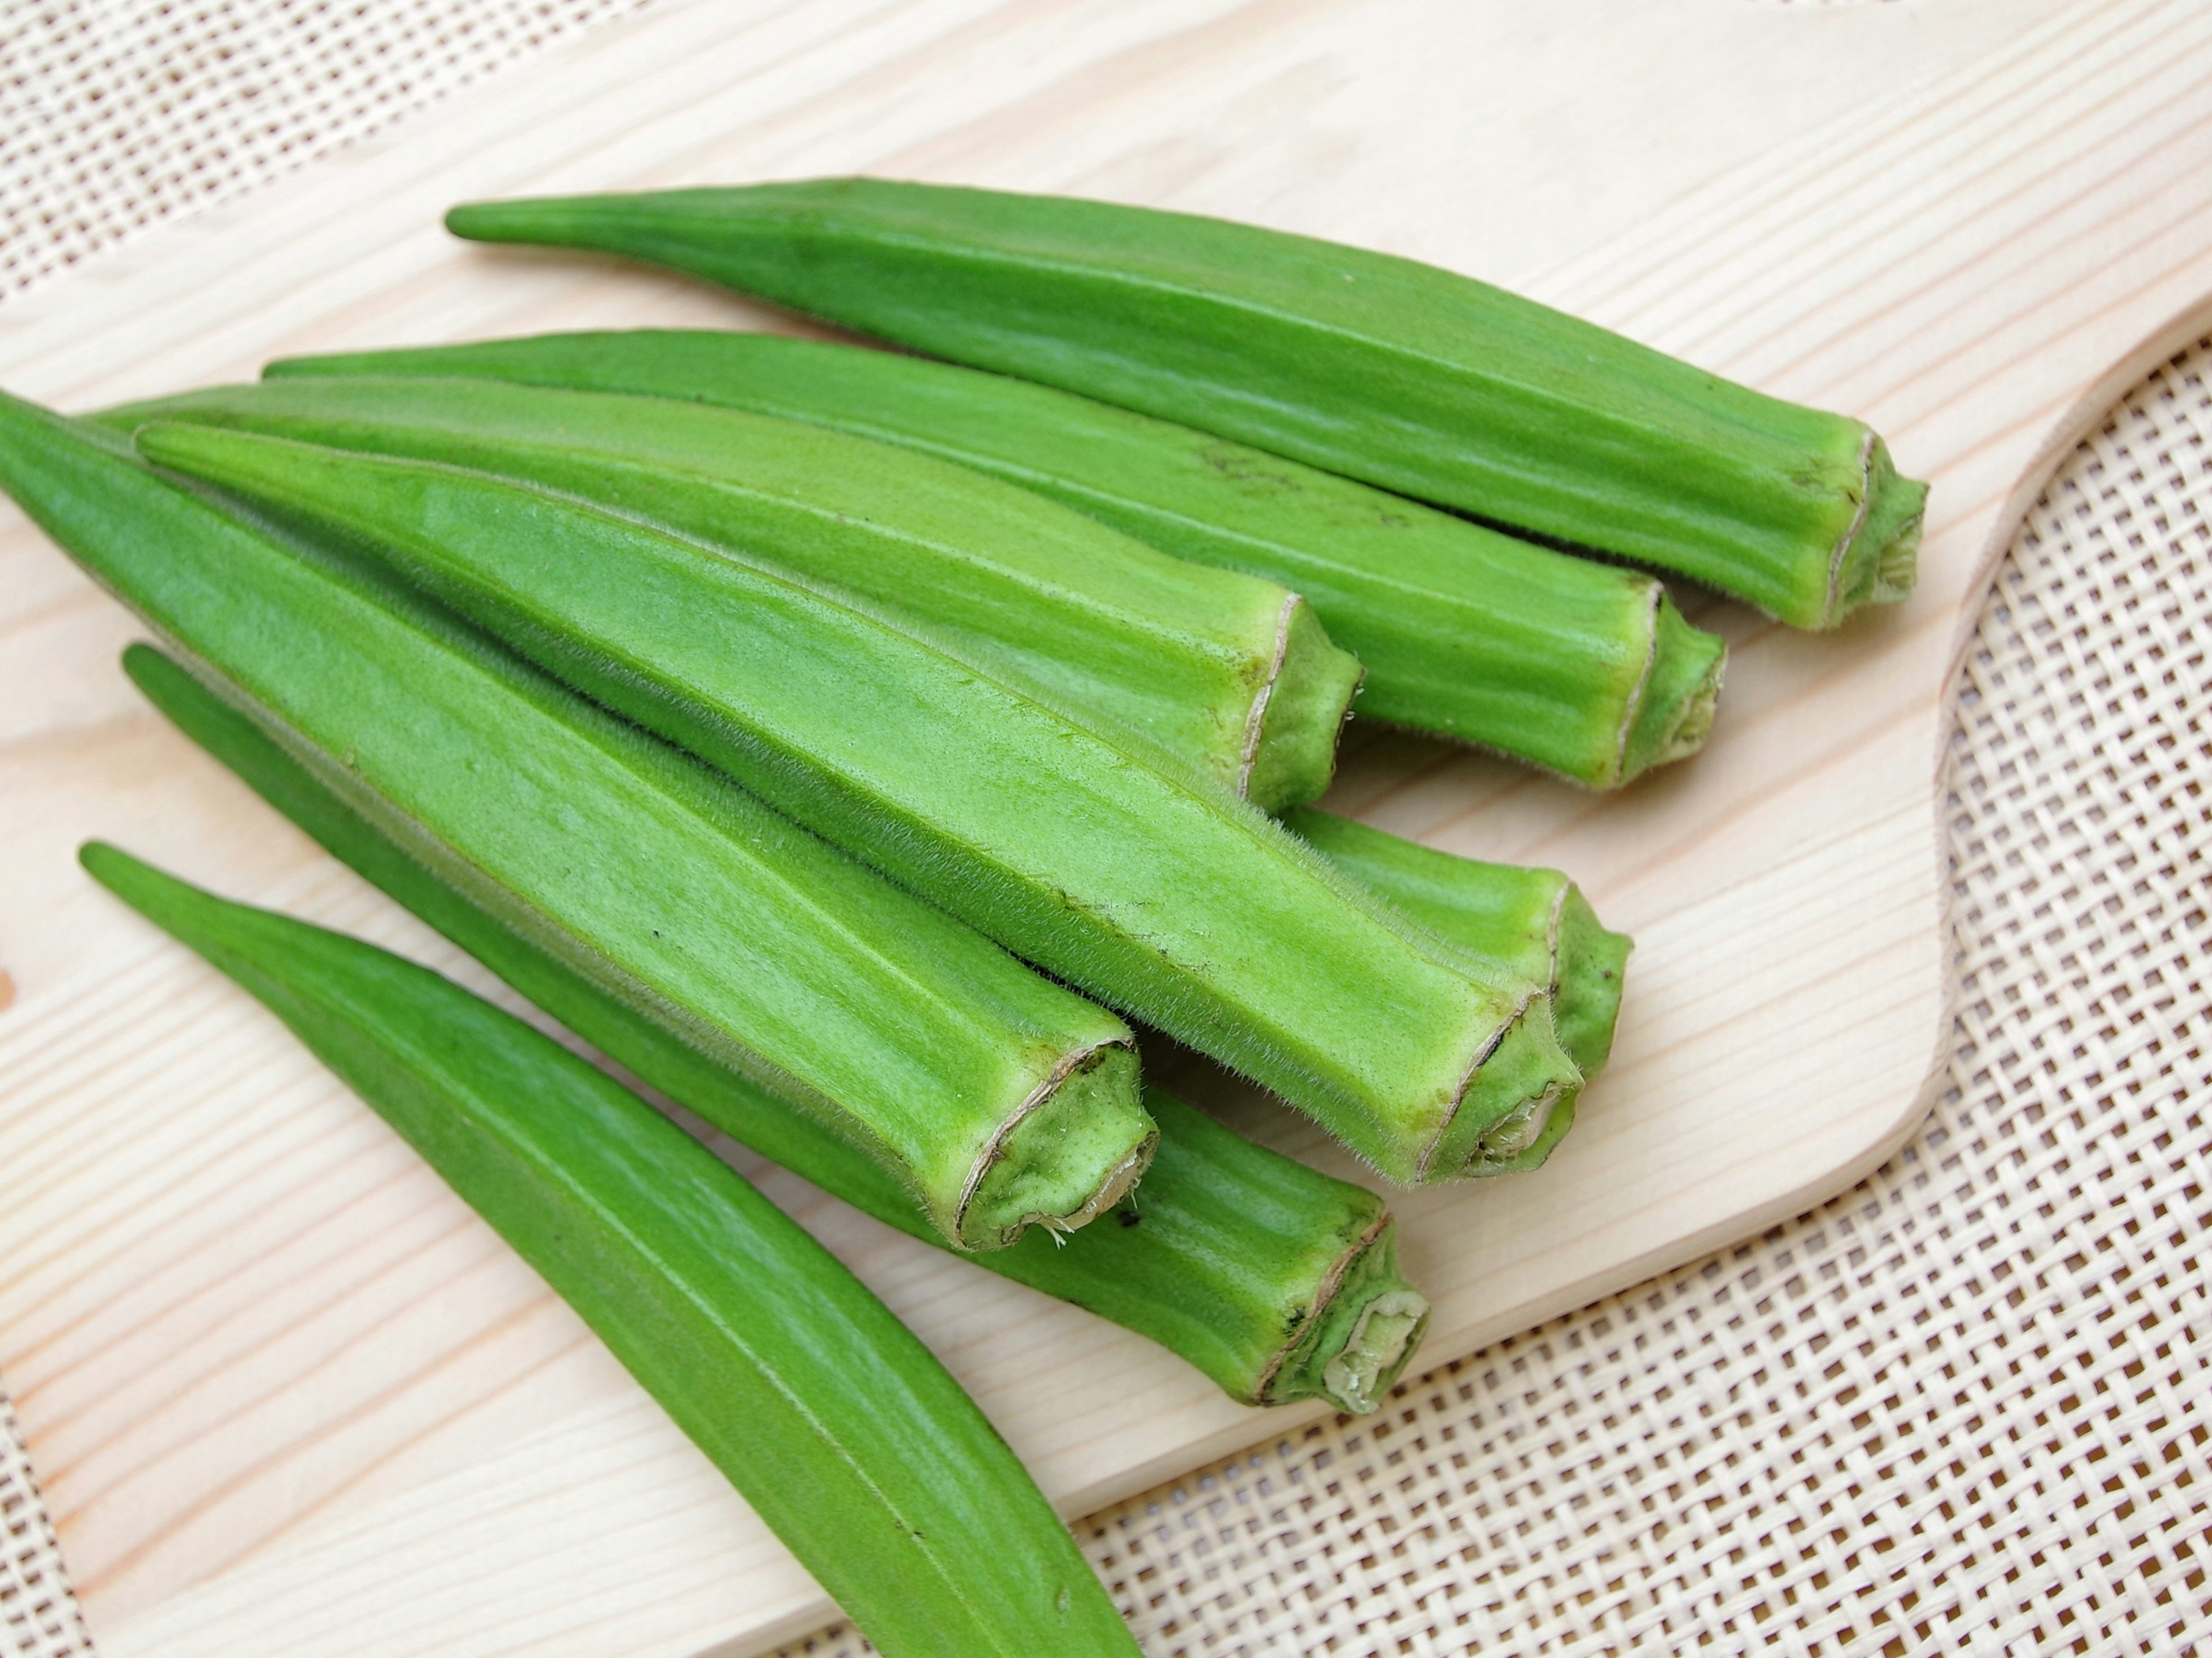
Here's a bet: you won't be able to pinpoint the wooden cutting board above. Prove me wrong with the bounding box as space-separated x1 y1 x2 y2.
6 2 2211 1653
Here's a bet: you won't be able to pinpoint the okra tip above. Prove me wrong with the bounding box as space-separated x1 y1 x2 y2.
446 196 632 256
79 839 157 903
444 200 536 244
77 841 278 983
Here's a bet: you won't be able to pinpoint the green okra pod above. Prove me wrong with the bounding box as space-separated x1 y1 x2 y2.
79 843 1141 1658
103 375 1362 810
138 419 1582 1184
266 332 1720 787
445 180 1926 629
0 392 1152 1252
123 639 1433 1411
1286 807 1634 1170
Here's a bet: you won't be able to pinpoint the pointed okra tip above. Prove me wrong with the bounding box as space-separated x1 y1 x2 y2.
444 199 534 243
445 194 636 252
75 841 260 968
78 839 183 916
132 417 266 486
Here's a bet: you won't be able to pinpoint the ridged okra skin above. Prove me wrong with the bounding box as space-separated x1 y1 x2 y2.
80 844 1141 1658
123 641 1432 1411
103 375 1361 811
0 390 1152 1252
268 332 1721 788
138 420 1582 1185
1286 807 1634 1170
446 180 1927 630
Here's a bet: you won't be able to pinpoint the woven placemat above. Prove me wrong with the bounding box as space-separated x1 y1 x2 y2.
0 0 649 299
0 1392 89 1658
3 6 2207 1658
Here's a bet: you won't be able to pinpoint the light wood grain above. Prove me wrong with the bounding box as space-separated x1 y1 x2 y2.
3 1 2207 1654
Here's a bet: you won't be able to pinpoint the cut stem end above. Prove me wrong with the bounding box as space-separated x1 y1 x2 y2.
959 1043 1156 1251
1618 592 1726 784
1243 595 1362 813
1262 1219 1432 1414
1822 434 1927 628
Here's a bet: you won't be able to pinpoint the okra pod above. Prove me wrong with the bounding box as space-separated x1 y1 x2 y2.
138 420 1581 1184
0 392 1152 1251
103 375 1362 810
1286 807 1633 1170
79 844 1141 1658
446 180 1926 629
267 332 1721 787
123 640 1431 1410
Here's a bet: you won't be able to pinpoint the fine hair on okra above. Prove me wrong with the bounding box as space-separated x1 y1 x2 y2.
122 640 1434 1412
263 331 1723 788
442 179 1929 630
101 374 1363 811
0 390 1154 1253
134 418 1584 1185
78 843 1142 1658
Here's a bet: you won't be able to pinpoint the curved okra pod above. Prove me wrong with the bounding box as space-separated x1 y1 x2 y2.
1286 807 1634 1170
79 844 1142 1658
101 375 1362 810
137 420 1582 1185
123 640 1433 1411
0 391 1152 1252
264 332 1719 787
445 180 1926 629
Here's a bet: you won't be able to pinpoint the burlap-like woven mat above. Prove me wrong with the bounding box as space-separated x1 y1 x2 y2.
0 1392 90 1658
3 6 2207 1657
0 0 648 300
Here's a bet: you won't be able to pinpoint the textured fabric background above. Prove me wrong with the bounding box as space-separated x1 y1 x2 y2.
2 5 2207 1657
0 0 648 299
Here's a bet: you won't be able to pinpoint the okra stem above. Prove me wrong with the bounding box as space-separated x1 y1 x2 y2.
103 374 1362 810
444 181 1926 629
0 391 1150 1251
1286 807 1633 1171
80 844 1141 1658
138 420 1581 1184
124 641 1430 1411
266 332 1721 786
